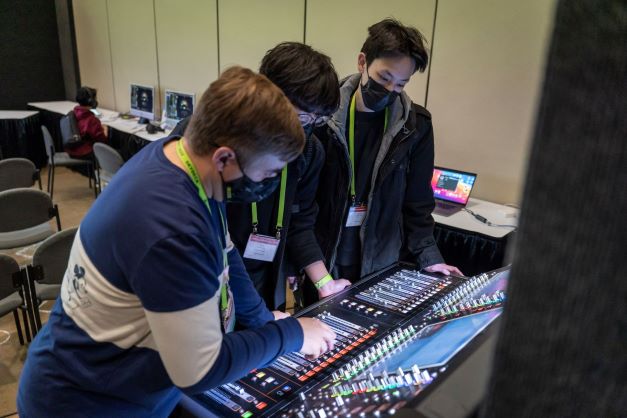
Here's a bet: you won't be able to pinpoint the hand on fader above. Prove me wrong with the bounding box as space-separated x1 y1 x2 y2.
424 263 463 277
297 317 336 360
318 278 351 298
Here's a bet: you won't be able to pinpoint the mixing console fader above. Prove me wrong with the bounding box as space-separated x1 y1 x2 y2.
184 263 510 418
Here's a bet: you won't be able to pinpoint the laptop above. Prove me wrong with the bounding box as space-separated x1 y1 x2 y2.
431 167 477 216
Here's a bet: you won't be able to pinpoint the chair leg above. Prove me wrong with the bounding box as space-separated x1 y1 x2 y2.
21 308 31 343
50 163 55 201
93 165 99 198
26 269 43 331
13 310 24 345
47 164 52 193
53 204 62 231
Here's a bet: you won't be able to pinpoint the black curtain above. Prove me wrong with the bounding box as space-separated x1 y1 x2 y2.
0 0 66 109
483 1 626 417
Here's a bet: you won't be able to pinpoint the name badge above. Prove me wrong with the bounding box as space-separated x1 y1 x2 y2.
243 233 280 262
345 204 367 227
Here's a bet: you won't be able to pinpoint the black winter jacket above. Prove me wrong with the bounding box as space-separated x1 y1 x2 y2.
314 74 444 278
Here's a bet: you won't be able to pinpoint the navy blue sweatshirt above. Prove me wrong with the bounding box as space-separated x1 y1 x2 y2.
17 137 303 417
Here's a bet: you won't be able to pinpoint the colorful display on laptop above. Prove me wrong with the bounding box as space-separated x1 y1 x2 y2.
431 167 477 205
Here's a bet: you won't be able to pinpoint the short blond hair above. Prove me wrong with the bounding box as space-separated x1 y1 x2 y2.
186 66 304 167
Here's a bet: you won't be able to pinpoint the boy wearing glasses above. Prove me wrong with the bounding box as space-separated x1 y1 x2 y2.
172 43 351 310
305 19 462 304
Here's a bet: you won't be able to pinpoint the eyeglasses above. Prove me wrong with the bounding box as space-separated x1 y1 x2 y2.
298 113 330 127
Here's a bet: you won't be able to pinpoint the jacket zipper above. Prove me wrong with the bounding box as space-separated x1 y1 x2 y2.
329 140 352 271
360 127 415 272
329 127 416 272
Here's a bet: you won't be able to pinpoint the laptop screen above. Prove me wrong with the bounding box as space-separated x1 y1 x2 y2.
431 167 477 205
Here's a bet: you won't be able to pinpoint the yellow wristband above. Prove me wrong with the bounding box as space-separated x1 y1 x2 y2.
314 274 333 290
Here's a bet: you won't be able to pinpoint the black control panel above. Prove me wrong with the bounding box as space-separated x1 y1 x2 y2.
183 264 509 418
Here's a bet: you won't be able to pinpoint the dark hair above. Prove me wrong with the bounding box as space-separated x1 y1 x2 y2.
186 66 304 166
361 18 429 73
259 42 340 116
76 86 98 107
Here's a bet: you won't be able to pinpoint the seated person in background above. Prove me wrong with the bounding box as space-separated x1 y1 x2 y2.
17 67 335 418
307 19 462 305
68 86 108 159
172 42 351 311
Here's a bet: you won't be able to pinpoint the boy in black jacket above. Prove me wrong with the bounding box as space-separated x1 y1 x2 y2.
172 43 351 310
308 19 462 303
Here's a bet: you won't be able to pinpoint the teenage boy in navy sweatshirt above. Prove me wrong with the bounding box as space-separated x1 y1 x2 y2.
17 67 335 418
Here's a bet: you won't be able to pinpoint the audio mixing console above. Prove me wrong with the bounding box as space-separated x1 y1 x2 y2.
182 263 510 418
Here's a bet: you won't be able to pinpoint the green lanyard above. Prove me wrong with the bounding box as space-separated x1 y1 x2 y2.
175 139 229 311
348 93 388 204
251 166 288 239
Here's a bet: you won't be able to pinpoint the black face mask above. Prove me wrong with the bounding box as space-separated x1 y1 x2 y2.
224 171 281 203
360 75 399 112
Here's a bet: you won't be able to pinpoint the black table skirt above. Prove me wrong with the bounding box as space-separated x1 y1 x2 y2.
0 112 47 168
434 223 515 276
109 128 153 161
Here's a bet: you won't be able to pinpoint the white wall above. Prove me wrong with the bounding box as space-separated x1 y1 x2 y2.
428 0 556 203
219 0 304 71
306 0 435 106
72 0 115 109
107 0 160 114
154 0 219 107
72 0 556 204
